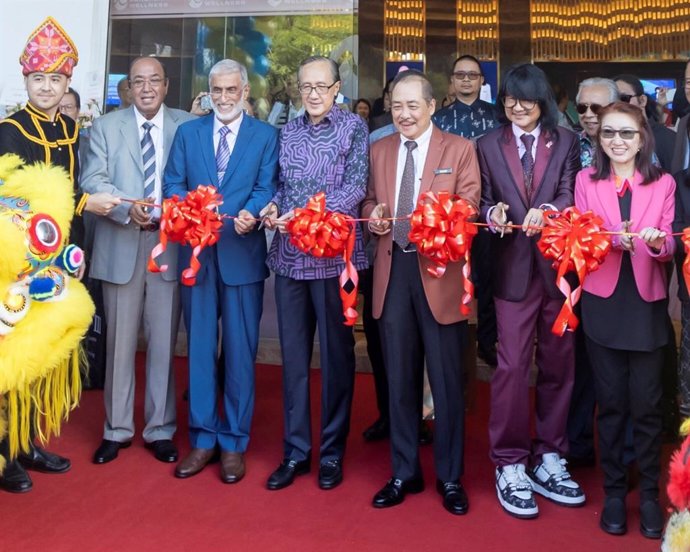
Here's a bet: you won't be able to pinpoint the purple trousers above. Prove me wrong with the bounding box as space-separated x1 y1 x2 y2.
489 275 575 467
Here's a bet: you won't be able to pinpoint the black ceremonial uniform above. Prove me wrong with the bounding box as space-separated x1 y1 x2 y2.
0 102 84 246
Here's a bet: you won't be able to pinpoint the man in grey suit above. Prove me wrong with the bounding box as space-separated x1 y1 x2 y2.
81 57 195 465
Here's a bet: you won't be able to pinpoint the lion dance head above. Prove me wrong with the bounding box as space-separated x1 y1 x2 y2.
0 154 94 472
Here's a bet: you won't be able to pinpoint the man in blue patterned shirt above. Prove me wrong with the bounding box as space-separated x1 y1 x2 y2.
574 78 618 168
261 55 369 492
432 55 499 140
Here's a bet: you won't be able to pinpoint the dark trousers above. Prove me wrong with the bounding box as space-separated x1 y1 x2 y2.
490 276 574 466
473 230 497 351
360 268 388 421
585 338 663 500
275 275 356 464
566 324 597 460
379 248 466 482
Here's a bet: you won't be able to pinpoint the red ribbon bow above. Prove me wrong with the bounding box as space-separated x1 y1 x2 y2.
286 192 358 326
148 185 224 286
537 207 612 335
408 191 478 315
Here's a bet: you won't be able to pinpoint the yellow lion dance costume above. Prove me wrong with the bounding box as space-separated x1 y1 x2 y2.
0 154 94 473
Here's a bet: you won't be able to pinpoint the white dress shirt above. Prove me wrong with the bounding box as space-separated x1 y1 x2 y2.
134 105 165 219
213 112 243 158
393 121 434 216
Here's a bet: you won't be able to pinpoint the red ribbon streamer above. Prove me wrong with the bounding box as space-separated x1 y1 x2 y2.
286 192 358 326
408 191 478 315
537 207 612 336
682 229 690 296
148 185 224 286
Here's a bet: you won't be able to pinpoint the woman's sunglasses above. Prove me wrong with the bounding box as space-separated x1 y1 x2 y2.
600 128 640 140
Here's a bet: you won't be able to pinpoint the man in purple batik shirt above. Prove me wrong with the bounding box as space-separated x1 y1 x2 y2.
260 55 369 492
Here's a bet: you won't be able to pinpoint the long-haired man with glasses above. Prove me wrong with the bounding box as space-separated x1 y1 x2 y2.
260 56 369 492
574 78 619 168
477 63 583 519
81 56 195 467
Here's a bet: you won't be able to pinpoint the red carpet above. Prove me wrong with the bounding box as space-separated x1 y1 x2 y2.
3 355 666 551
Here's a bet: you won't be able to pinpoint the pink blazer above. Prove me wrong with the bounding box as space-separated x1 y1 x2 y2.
574 167 675 301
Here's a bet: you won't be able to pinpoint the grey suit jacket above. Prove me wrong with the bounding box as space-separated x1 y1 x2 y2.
80 105 195 284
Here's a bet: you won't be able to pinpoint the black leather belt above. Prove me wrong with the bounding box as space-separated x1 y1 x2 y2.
393 242 417 253
139 221 160 232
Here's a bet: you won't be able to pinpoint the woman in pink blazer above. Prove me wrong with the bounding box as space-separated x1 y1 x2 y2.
574 101 675 540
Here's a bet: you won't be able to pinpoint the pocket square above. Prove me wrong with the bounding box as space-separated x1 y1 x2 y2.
434 167 453 175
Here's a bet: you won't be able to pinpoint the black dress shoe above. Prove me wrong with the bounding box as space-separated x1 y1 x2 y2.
319 459 343 490
0 460 32 493
372 477 425 508
600 497 627 535
18 444 70 473
93 439 131 464
145 440 178 463
418 421 433 446
478 344 498 367
640 499 663 539
266 458 310 490
436 479 469 515
362 418 390 442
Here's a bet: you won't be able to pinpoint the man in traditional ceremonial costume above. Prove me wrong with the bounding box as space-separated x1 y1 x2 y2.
0 16 118 493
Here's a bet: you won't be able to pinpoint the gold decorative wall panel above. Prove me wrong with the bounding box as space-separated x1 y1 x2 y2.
457 0 499 60
384 0 425 61
531 0 690 61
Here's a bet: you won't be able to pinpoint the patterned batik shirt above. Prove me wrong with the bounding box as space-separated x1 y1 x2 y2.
432 98 500 139
267 105 369 280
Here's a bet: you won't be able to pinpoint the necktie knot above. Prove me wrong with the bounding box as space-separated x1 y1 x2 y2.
520 133 535 151
405 140 418 152
142 121 153 132
219 125 231 138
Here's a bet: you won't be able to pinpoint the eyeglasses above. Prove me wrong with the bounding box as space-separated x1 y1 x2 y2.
619 93 640 103
452 71 481 81
576 103 604 115
600 128 640 140
298 82 338 96
129 77 166 89
503 97 537 111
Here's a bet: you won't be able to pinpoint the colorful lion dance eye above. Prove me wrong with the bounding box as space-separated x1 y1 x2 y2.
28 213 62 254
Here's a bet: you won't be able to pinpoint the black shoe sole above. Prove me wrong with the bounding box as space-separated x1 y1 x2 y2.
19 462 71 474
93 441 132 465
318 475 343 490
600 520 627 536
266 466 310 490
640 526 662 539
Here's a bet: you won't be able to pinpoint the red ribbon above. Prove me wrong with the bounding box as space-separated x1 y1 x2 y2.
537 207 612 335
148 185 224 286
408 191 478 315
286 192 358 326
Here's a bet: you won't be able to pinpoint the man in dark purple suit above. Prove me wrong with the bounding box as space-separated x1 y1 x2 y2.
477 64 584 519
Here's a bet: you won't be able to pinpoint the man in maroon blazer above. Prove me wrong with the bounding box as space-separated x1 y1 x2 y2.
477 64 584 519
362 70 480 515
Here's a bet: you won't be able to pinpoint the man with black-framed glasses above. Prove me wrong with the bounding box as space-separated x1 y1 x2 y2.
261 55 369 492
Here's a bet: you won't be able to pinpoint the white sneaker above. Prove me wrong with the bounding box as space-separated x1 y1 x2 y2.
495 464 539 519
529 453 586 506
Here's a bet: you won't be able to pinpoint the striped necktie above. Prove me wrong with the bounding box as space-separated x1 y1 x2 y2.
141 121 156 199
393 140 418 248
520 133 535 199
216 125 231 183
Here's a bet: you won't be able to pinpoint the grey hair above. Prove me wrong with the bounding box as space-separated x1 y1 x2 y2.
576 78 619 104
298 56 340 83
208 59 248 88
391 70 434 104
